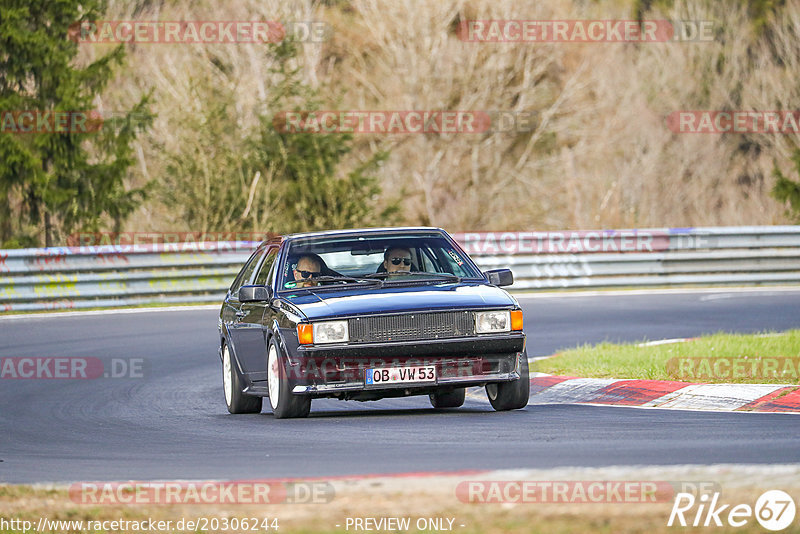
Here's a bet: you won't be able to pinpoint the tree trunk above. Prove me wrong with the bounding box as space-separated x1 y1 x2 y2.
0 193 11 246
44 211 53 247
43 158 54 247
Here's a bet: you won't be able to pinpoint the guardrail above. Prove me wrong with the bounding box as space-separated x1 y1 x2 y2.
1 226 799 311
452 226 800 290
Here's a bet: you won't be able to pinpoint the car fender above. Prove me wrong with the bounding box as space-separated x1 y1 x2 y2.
268 318 305 369
267 319 287 358
219 328 251 378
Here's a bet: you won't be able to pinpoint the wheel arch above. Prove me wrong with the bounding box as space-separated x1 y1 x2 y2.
267 319 291 359
220 329 249 378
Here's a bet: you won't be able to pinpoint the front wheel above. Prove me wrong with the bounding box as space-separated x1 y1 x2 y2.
222 342 262 414
267 337 311 419
486 351 530 411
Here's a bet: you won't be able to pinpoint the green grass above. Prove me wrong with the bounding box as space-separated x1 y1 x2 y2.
532 330 800 384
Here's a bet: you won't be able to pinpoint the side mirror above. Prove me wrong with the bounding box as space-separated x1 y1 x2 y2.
238 285 271 302
485 268 514 287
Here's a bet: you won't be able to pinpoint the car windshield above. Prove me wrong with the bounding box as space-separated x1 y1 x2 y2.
278 232 483 290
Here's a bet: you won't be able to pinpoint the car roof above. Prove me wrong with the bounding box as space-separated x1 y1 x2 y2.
264 226 447 245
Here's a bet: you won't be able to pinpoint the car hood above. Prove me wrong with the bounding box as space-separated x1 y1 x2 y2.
281 283 516 321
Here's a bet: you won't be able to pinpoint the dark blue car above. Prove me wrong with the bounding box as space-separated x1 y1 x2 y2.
218 227 528 418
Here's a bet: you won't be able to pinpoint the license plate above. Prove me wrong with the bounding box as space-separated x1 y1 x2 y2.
365 366 436 385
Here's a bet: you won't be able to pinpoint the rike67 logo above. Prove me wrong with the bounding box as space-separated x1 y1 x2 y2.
668 490 796 531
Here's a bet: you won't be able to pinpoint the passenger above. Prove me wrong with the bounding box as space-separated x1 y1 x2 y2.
383 247 412 273
293 254 322 287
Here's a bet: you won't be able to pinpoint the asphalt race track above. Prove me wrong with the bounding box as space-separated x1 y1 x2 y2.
2 289 800 484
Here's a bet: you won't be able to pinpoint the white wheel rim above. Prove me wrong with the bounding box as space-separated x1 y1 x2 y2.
222 345 233 407
268 344 280 410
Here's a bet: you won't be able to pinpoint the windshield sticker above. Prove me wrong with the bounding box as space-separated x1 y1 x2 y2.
447 249 464 266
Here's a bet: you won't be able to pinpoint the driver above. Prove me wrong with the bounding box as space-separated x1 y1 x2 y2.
383 247 412 273
293 254 322 287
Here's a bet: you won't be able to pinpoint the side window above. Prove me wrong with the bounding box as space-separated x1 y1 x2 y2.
253 248 277 286
419 246 440 272
230 248 265 293
428 245 470 276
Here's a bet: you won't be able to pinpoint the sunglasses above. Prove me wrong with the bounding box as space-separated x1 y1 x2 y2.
295 269 321 279
390 257 412 266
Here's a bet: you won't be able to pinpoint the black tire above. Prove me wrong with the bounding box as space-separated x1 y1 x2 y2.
429 388 466 409
222 342 262 414
486 351 530 411
267 336 311 419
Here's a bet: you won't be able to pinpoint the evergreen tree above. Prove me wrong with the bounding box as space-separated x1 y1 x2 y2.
250 40 397 234
161 39 397 234
0 0 152 247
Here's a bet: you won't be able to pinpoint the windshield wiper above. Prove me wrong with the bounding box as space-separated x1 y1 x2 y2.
362 272 462 282
313 275 383 286
282 275 380 293
405 272 462 282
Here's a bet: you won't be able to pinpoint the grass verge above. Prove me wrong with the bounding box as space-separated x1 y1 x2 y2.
3 466 800 534
531 330 800 384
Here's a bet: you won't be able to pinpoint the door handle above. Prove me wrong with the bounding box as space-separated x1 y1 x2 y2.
235 310 247 319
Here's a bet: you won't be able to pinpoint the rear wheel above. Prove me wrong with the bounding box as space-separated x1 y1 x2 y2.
430 388 466 409
222 342 262 414
267 337 311 419
486 351 530 411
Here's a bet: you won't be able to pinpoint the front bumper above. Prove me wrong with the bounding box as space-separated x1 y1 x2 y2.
282 332 525 397
293 332 524 359
291 370 520 395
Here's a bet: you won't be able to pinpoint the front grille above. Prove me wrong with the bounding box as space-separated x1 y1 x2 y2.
348 311 475 343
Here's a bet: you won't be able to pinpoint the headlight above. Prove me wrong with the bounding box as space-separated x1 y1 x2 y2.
313 320 349 344
475 310 511 333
